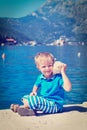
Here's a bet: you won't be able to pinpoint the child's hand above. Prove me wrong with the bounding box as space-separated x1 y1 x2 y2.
60 63 67 74
30 91 37 96
53 61 67 74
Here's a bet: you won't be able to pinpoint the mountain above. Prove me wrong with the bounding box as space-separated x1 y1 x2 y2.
0 0 87 45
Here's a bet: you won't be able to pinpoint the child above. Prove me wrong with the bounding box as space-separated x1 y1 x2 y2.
10 52 72 116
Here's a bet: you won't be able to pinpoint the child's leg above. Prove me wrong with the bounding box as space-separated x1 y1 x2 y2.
21 98 29 108
22 95 59 114
10 96 30 112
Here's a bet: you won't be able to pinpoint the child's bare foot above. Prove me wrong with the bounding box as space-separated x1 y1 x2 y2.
10 104 20 112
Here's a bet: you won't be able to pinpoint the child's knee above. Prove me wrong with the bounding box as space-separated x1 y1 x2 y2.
22 95 38 110
22 99 29 108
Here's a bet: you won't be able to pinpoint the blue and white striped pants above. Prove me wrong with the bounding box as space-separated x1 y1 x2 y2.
22 95 59 114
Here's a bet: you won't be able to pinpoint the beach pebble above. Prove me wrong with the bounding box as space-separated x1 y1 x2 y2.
53 61 62 74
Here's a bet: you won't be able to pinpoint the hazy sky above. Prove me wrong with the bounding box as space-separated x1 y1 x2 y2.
0 0 46 18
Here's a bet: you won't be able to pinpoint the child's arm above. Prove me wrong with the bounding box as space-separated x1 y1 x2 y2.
61 64 72 92
53 61 72 91
30 85 38 96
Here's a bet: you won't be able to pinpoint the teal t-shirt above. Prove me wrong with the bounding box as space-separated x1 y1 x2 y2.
34 74 64 109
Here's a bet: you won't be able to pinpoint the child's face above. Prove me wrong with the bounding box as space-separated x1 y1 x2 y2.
37 57 53 78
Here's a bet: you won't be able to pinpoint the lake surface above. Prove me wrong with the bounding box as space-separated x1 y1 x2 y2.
0 45 87 109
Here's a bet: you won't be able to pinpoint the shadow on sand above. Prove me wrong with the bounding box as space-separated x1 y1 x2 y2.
62 105 87 113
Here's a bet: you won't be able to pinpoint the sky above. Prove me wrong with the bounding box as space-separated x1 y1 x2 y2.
0 0 47 18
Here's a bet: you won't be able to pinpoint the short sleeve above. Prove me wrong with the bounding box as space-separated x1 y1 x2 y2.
59 78 64 87
34 75 41 88
57 74 64 87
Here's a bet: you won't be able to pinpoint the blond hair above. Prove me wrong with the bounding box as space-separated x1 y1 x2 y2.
34 52 55 66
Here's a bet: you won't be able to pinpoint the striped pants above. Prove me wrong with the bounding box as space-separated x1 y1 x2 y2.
22 95 59 114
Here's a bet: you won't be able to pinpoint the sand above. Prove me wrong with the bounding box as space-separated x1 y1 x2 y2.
0 102 87 130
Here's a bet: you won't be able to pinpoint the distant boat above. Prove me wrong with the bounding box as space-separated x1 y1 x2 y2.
2 53 6 60
77 52 81 58
1 43 5 46
6 38 17 44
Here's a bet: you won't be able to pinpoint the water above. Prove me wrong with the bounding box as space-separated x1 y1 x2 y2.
0 45 87 109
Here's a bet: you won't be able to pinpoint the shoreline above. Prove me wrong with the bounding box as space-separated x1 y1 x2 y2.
0 102 87 130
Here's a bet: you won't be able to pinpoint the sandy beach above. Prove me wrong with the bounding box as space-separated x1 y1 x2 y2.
0 102 87 130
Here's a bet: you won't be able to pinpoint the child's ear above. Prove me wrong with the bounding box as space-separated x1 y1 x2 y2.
36 65 40 70
36 65 38 69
